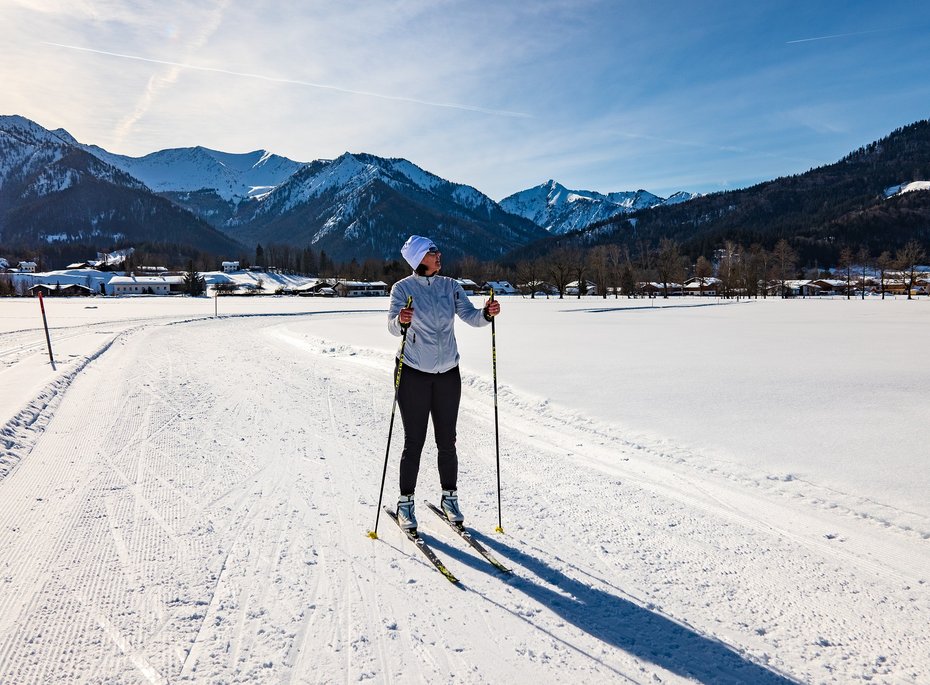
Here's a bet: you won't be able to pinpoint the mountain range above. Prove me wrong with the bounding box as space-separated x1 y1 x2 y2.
500 180 696 234
0 116 241 257
0 115 693 266
4 113 929 271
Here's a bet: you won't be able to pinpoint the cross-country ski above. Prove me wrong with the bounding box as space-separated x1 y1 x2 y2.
424 501 512 574
383 507 459 584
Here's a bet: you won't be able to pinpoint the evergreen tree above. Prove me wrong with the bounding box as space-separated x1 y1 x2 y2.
182 260 206 296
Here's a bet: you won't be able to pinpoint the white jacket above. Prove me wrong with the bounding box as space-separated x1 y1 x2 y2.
388 274 489 373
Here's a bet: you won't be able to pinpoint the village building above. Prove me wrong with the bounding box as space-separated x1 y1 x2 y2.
222 261 240 273
455 278 481 294
639 281 684 296
295 280 337 297
767 280 820 297
683 276 721 295
807 279 849 295
565 280 598 296
108 275 184 296
18 261 37 273
519 280 559 296
28 283 95 297
334 280 387 297
483 280 519 295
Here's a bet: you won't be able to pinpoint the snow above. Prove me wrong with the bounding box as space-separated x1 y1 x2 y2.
7 268 312 297
80 145 305 202
884 181 930 198
0 295 928 683
500 181 673 234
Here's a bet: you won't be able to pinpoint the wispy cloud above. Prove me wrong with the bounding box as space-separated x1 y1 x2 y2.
786 29 884 44
40 41 533 119
109 0 231 145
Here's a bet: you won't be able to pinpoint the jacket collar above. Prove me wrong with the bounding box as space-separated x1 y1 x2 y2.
411 272 439 285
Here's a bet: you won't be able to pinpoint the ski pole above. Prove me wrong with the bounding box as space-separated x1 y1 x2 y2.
490 288 504 534
368 295 413 539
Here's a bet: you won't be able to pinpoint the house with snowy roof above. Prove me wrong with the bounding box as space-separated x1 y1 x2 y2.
683 276 721 295
455 278 481 294
483 281 518 295
639 281 683 296
28 283 94 297
565 280 597 296
807 279 857 295
767 280 818 297
109 275 184 296
334 280 387 297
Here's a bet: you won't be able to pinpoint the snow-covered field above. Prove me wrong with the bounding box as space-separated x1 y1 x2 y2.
0 294 927 684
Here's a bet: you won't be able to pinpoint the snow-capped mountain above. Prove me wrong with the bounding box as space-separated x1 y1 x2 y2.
500 180 696 234
235 152 548 263
0 115 241 253
81 144 304 201
0 115 146 200
1 116 547 263
7 115 702 264
663 190 700 205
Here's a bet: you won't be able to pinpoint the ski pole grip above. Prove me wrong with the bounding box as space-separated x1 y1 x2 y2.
400 295 413 331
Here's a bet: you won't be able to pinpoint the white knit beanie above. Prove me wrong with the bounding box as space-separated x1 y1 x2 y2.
400 235 437 270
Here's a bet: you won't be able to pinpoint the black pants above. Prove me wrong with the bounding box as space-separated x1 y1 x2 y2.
396 363 461 495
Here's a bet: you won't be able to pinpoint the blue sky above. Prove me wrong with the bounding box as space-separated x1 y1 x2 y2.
2 1 929 200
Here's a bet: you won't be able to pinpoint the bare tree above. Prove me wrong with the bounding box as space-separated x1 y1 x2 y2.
656 238 683 298
515 258 546 298
772 239 798 298
589 246 612 298
856 247 871 300
838 246 854 300
876 250 893 299
694 256 713 297
572 249 587 299
545 247 574 299
743 244 768 298
717 241 741 299
604 245 624 298
896 240 927 300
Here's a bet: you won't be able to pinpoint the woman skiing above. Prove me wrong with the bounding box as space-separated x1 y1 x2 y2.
387 235 501 530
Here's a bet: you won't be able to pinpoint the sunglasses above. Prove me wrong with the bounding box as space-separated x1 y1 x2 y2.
425 246 440 254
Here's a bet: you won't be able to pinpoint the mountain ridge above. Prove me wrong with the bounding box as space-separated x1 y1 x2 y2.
500 180 697 235
0 115 244 256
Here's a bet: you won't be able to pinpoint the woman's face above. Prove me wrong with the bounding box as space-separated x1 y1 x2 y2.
420 248 441 275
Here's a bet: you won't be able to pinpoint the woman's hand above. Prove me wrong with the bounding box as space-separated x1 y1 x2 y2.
484 299 501 317
399 307 414 325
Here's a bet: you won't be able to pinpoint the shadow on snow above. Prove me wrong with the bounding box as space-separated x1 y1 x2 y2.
426 530 798 685
573 301 742 314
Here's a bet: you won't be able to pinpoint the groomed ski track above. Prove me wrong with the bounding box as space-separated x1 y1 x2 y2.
0 307 927 684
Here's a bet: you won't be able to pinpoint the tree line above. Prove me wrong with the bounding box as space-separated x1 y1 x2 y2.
3 236 927 301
